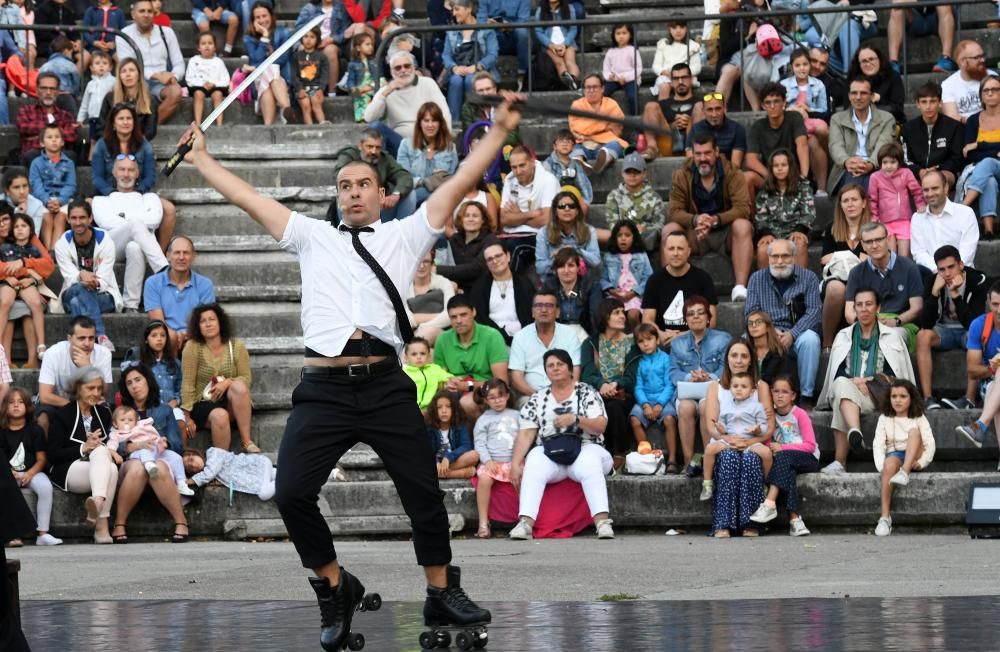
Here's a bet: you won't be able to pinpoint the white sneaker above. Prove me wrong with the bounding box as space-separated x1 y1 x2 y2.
749 502 777 523
875 516 892 536
595 519 615 539
508 519 533 540
814 190 829 198
788 517 810 537
176 481 195 496
730 284 748 301
820 460 846 475
144 461 159 479
35 533 63 546
889 469 909 487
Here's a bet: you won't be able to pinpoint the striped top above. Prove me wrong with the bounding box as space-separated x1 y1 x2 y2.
180 339 252 411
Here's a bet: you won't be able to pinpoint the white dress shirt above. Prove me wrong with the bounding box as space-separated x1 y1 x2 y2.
910 199 979 270
278 206 440 356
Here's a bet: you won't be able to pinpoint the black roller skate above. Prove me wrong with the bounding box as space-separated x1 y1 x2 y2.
308 569 383 651
419 566 491 650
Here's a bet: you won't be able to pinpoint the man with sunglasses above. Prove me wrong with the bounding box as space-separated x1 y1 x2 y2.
15 72 79 166
363 51 451 157
640 62 703 161
942 40 997 123
685 91 746 168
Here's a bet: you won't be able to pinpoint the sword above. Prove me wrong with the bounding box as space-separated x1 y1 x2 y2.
161 13 326 176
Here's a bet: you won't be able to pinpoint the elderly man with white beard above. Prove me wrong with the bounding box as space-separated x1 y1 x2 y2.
745 238 823 405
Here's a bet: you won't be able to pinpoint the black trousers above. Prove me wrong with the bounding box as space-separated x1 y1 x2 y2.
274 367 452 570
601 397 634 455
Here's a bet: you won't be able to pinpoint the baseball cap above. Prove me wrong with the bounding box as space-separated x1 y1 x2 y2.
622 152 646 172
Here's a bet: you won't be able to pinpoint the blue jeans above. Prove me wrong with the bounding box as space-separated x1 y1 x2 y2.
496 27 530 76
380 190 417 222
604 80 638 116
0 79 8 124
571 140 624 161
966 157 1000 219
446 73 476 123
791 329 821 398
801 16 879 75
368 121 402 158
62 284 116 336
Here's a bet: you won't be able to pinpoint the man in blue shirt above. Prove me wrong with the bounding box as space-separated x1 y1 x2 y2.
143 235 216 350
686 92 746 168
956 281 1000 449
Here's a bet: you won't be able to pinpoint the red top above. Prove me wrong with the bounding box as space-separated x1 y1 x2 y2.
153 12 172 27
343 0 392 29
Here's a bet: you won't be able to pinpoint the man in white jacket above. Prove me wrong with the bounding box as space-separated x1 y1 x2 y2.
816 287 916 475
91 157 168 313
54 201 123 352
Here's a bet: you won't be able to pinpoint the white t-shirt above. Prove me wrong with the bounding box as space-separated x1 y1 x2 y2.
92 192 164 231
499 162 560 235
37 340 113 400
488 281 521 337
942 71 997 119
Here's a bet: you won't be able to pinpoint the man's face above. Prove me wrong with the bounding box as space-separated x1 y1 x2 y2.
132 0 154 30
509 152 534 186
990 291 1000 322
389 56 415 83
69 324 97 354
531 294 559 325
768 241 794 279
483 245 509 278
168 237 194 273
359 137 382 163
473 78 497 96
959 44 987 77
921 173 947 211
337 164 384 225
68 209 92 237
917 95 941 122
36 78 59 108
809 48 829 77
671 68 692 97
936 256 963 285
448 306 476 336
762 93 785 120
854 291 880 327
692 142 717 176
112 159 139 192
662 234 690 270
849 80 873 112
703 99 725 126
861 226 889 262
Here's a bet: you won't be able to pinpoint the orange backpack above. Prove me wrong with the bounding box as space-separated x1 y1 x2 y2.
4 55 38 97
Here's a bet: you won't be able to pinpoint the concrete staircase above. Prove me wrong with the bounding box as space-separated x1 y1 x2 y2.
9 0 1000 540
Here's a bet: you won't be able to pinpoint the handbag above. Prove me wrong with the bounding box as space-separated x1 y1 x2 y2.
421 169 450 192
625 451 664 475
676 381 709 401
866 373 893 412
822 250 861 282
540 387 584 465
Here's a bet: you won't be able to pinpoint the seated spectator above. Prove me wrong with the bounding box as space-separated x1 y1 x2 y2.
192 0 239 55
397 102 459 208
406 249 454 346
472 378 519 539
746 239 822 403
402 337 452 410
426 391 479 479
817 288 916 474
744 82 810 199
548 248 602 339
126 319 186 434
641 231 718 344
294 0 355 96
45 365 118 544
455 174 500 227
569 75 628 175
509 290 581 398
115 0 185 123
819 183 870 347
0 213 53 366
846 222 924 348
745 310 797 388
27 124 74 248
1 388 63 547
364 52 451 156
942 40 995 123
848 45 906 124
604 153 664 248
911 170 978 272
477 0 530 92
628 322 676 469
748 374 819 536
180 303 258 453
437 201 499 295
443 0 499 120
345 32 376 122
601 219 653 329
112 363 189 544
15 72 78 166
535 0 580 89
956 283 1000 448
144 236 216 352
543 130 593 211
900 82 964 191
809 46 845 114
535 191 599 285
685 92 746 168
0 211 38 368
666 132 753 302
868 142 926 259
459 72 522 147
650 20 702 101
332 128 416 222
669 295 731 472
917 245 987 410
187 33 232 127
781 49 830 196
82 0 126 59
800 0 877 76
872 379 936 537
509 349 614 540
54 202 123 352
754 149 815 270
98 58 159 142
602 23 641 115
641 63 703 160
36 316 113 432
469 243 533 344
499 146 559 273
38 36 79 109
828 77 896 192
433 295 510 418
580 298 640 467
242 1 295 126
960 76 1000 238
2 167 52 253
888 0 956 74
91 156 169 313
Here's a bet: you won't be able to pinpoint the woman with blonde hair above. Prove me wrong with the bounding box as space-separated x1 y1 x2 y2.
98 58 159 141
535 190 600 285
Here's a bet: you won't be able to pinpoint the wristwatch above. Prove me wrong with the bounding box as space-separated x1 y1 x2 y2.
895 317 902 326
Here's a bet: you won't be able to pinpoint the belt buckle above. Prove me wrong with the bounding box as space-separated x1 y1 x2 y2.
347 363 371 377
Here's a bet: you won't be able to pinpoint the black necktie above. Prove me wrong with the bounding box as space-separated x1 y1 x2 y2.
339 224 414 344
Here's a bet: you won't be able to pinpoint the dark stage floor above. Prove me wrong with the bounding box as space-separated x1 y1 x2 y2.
20 596 1000 651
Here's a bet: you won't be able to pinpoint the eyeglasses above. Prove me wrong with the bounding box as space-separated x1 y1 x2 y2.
583 85 602 90
115 154 137 161
858 56 879 65
984 87 1000 95
533 302 556 309
703 92 724 102
484 253 506 263
747 319 767 327
963 54 986 61
861 236 886 246
686 309 707 317
392 63 413 71
556 203 576 210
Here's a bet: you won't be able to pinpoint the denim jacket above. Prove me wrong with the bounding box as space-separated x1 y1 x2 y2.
542 154 593 204
600 250 653 296
443 28 499 77
295 1 351 44
29 154 77 204
90 138 156 196
137 403 183 454
39 52 80 95
780 76 827 116
427 425 473 463
395 141 459 184
345 58 380 90
151 358 183 407
667 328 732 386
534 3 578 48
244 26 292 81
535 225 602 280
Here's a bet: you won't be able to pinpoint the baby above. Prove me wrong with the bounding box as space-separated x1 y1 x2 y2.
700 372 769 501
183 447 277 501
107 406 194 496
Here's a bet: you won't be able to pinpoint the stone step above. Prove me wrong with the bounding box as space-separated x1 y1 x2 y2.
159 0 434 20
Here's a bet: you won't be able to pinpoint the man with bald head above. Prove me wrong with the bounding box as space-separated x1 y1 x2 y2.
942 40 997 122
143 235 216 350
910 169 979 272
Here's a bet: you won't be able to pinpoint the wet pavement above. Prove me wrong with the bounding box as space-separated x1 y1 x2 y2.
21 595 1000 651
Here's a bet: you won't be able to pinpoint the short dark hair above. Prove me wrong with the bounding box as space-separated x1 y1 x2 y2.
683 295 711 319
691 132 717 149
533 288 558 303
91 50 113 65
933 245 961 264
554 128 575 143
634 323 658 340
543 348 573 369
69 315 97 335
552 247 581 270
915 81 942 101
594 297 625 333
51 35 72 53
853 287 881 305
446 294 475 312
2 167 27 191
37 71 59 88
118 364 163 409
40 124 64 140
670 61 691 77
68 199 92 219
876 142 904 165
989 280 1000 301
187 303 233 344
848 76 873 91
338 159 382 187
404 336 430 353
771 373 799 397
760 81 786 103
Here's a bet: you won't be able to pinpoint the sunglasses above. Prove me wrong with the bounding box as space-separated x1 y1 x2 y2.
556 203 577 210
703 92 724 102
115 154 137 161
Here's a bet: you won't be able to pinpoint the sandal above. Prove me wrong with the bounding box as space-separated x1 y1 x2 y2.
111 523 128 544
171 523 190 544
475 523 491 539
713 529 731 539
742 528 760 538
665 461 679 475
6 538 22 548
243 441 262 454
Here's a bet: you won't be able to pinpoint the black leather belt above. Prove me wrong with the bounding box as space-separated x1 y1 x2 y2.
301 357 399 378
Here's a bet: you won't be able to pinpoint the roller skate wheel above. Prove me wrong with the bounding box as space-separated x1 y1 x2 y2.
475 630 488 648
456 631 474 650
419 631 435 649
346 632 365 651
436 630 451 648
363 593 382 611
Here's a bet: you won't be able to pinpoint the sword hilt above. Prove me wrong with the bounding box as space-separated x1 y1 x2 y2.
162 132 195 177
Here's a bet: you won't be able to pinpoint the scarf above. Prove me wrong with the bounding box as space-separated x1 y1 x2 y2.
849 322 882 378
